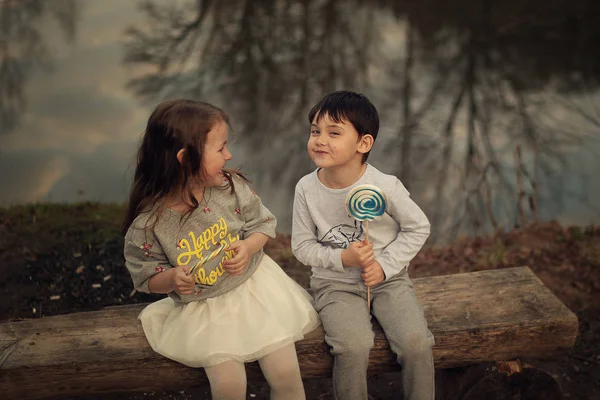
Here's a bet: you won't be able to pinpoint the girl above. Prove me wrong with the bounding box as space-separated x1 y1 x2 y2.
123 99 320 400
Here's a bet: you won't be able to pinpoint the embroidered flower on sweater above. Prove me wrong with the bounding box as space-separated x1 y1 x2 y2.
235 207 241 214
203 207 211 213
141 243 153 257
155 266 166 273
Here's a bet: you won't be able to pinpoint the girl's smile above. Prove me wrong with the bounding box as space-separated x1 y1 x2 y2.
202 121 232 187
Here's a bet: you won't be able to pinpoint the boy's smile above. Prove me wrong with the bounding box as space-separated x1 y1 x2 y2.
308 113 372 171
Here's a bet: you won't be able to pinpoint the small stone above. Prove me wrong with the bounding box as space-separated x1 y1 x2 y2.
103 274 112 281
92 283 102 289
50 295 61 301
95 265 104 271
76 265 85 274
73 252 82 258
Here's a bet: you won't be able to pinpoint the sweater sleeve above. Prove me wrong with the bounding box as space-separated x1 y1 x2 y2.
233 175 277 240
291 181 345 272
376 179 431 280
124 223 172 293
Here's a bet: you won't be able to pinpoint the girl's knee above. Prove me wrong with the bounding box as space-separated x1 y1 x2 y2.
208 377 246 400
268 365 304 391
259 345 304 394
205 362 247 399
261 359 304 398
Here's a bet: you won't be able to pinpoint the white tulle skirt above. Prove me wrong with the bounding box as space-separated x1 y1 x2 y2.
138 254 320 367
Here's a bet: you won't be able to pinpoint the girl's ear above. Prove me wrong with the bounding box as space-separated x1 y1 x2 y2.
357 134 374 155
176 149 185 165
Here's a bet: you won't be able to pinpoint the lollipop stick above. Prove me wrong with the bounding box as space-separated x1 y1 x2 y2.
345 184 386 311
366 221 371 309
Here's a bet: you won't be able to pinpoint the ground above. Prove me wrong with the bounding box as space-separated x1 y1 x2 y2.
1 204 599 399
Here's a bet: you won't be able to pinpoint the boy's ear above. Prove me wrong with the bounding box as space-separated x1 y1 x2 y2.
176 149 185 165
357 134 374 154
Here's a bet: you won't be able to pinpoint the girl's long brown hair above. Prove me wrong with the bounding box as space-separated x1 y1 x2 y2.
122 99 244 234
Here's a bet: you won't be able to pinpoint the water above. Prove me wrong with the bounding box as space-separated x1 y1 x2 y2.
1 0 599 241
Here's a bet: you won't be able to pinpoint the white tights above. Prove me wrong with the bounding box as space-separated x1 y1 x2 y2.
204 344 305 400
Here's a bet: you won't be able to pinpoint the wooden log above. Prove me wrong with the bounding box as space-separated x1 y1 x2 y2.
0 267 578 399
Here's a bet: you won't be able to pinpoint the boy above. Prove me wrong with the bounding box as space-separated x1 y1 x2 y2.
291 91 434 400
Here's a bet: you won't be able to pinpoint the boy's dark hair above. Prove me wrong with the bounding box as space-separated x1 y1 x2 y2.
308 90 379 163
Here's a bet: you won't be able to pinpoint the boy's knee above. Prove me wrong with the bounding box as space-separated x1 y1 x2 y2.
331 334 373 360
399 331 433 359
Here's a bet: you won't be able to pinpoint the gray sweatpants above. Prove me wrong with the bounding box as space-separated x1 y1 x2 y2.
311 269 435 400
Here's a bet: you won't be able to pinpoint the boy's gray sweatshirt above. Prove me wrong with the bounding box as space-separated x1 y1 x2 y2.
291 164 430 283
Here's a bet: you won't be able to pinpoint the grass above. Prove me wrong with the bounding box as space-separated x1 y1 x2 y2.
2 202 598 306
0 202 125 258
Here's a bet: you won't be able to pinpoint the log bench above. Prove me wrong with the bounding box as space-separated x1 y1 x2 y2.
0 266 578 400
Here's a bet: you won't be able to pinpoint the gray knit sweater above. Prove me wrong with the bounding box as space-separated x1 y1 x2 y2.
124 175 277 303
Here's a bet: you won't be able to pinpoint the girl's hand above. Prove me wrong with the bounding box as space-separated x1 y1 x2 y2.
173 265 196 295
362 261 385 287
342 240 375 269
223 240 251 276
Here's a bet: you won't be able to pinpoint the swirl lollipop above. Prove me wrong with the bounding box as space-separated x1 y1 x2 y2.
345 185 387 223
345 184 387 308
